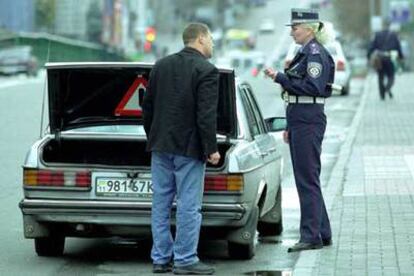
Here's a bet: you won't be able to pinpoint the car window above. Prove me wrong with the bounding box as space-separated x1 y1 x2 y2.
240 88 260 138
242 85 266 133
244 59 253 68
231 58 241 68
239 85 265 137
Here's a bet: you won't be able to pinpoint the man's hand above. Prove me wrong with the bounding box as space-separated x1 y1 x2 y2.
207 151 221 165
263 67 278 80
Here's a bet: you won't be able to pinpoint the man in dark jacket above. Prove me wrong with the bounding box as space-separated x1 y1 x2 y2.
142 23 219 275
368 20 404 100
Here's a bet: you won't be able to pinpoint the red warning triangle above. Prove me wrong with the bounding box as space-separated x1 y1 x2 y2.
115 76 148 117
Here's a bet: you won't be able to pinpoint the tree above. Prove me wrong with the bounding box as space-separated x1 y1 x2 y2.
333 0 370 40
86 1 102 43
35 0 56 32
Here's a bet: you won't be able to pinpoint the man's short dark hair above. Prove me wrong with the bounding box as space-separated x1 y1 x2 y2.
182 23 210 46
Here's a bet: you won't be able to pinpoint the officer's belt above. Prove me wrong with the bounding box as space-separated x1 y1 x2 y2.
284 94 325 104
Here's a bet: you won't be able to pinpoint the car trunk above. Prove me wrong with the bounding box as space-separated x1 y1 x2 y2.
43 62 237 169
41 138 232 168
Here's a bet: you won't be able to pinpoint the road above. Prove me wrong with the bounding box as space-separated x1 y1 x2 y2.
0 1 366 275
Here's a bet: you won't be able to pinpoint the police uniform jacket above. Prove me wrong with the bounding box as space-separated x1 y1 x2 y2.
275 38 334 98
142 47 219 161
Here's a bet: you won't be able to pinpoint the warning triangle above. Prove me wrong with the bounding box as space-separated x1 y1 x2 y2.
115 76 148 116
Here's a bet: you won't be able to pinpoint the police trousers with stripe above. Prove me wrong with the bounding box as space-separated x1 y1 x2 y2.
286 104 332 244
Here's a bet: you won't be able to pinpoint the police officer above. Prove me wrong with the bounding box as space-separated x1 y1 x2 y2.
264 8 334 252
368 20 404 100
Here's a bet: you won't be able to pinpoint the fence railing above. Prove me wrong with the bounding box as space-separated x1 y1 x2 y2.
0 31 127 66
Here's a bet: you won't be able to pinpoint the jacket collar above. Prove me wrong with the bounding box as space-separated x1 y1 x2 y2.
287 38 318 70
181 46 206 59
301 38 318 54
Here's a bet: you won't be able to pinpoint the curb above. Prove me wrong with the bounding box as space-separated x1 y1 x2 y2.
292 74 374 274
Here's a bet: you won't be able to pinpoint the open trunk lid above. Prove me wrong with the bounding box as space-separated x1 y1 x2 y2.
46 62 237 137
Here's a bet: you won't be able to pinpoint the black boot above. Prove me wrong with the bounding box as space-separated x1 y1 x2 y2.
288 242 323 253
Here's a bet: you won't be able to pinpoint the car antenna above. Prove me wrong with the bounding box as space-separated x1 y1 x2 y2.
39 39 51 138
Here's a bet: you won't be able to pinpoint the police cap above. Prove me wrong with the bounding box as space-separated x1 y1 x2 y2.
286 8 320 26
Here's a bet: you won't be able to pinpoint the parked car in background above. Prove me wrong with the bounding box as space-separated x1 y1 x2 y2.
215 49 265 76
19 62 286 260
223 28 257 51
0 46 38 77
284 40 351 95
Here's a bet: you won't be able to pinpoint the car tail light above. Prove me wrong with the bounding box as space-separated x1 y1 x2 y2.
336 60 345 71
204 174 244 192
23 169 91 188
284 60 292 68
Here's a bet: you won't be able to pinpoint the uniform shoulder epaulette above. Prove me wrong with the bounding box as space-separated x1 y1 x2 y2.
309 43 321 55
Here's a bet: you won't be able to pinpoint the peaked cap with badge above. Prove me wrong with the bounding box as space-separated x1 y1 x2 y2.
286 8 321 26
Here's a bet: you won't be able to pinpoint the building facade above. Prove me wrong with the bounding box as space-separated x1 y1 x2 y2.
55 0 101 40
0 0 35 32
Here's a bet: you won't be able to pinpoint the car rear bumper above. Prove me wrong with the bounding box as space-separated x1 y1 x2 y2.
19 198 248 227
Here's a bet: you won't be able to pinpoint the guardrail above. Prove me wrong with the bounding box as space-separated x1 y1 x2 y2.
0 31 127 65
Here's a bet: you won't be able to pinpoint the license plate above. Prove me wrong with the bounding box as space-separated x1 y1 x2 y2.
96 177 153 198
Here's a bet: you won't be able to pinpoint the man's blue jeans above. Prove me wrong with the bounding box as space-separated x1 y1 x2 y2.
151 152 205 266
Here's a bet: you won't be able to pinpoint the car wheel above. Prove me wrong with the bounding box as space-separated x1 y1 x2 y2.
227 206 258 260
35 236 65 257
228 240 255 260
258 186 283 236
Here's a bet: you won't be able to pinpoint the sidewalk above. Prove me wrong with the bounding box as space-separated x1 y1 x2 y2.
293 72 414 275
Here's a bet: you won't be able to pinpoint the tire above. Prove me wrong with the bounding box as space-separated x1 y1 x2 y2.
228 240 255 260
257 186 283 236
35 236 65 257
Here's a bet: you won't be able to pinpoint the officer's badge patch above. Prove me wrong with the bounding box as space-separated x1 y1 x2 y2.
307 62 322 78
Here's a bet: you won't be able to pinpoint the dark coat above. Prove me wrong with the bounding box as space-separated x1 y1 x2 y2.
368 30 404 60
142 47 219 161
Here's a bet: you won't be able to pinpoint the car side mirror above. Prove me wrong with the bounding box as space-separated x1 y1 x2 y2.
265 117 287 132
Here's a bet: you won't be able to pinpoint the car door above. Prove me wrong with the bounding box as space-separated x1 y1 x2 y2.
239 84 280 213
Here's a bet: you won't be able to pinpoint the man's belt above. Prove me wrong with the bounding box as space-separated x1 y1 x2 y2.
377 50 391 57
283 94 325 104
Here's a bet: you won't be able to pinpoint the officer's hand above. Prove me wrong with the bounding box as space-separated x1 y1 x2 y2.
263 68 278 80
283 131 289 144
208 152 221 165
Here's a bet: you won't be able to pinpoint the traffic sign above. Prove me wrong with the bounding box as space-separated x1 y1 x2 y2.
114 76 148 117
390 1 411 24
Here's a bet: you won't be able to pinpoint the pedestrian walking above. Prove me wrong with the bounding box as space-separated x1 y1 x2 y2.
368 20 404 100
263 8 334 252
142 22 220 275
